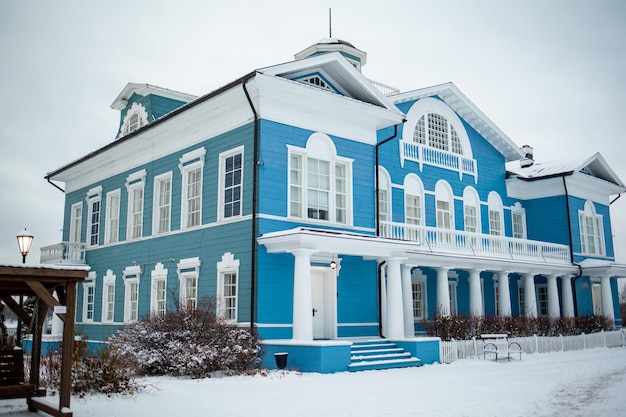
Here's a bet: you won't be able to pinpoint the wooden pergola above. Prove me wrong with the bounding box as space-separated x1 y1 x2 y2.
0 264 89 417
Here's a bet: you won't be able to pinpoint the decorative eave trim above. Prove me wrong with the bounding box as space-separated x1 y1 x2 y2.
111 82 198 111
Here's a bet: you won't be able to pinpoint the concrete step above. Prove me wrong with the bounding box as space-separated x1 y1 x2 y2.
348 357 422 372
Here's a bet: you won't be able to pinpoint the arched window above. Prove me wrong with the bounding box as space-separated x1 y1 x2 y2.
377 167 391 224
435 180 454 230
414 113 463 154
463 186 481 234
404 174 424 226
579 201 605 256
119 102 149 138
487 192 504 236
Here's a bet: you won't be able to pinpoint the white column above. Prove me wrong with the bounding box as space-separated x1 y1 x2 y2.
401 265 415 338
497 272 512 317
547 274 560 318
561 275 575 318
436 267 451 317
600 275 615 322
385 258 405 339
468 269 483 317
523 273 537 318
290 249 317 341
380 263 388 338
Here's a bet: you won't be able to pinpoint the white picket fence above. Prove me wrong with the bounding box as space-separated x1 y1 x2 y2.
439 330 626 364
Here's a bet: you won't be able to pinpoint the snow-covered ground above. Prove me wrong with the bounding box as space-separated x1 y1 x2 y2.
1 347 625 417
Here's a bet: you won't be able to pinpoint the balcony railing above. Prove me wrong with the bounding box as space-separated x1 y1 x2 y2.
40 242 87 265
400 141 477 183
379 221 571 264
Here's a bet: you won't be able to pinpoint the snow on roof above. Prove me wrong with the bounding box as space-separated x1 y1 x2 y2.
0 263 90 271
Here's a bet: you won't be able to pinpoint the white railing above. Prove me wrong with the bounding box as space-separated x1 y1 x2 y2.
401 141 477 182
379 221 571 264
439 330 626 364
369 79 400 96
40 242 87 265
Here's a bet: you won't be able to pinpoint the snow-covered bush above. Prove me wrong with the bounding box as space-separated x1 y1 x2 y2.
108 300 261 378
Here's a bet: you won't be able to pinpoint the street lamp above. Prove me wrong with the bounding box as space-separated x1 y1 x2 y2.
16 229 34 264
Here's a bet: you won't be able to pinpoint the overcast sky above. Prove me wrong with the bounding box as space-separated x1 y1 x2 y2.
1 0 625 267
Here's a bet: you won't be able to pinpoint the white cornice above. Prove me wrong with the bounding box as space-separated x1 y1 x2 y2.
111 83 197 110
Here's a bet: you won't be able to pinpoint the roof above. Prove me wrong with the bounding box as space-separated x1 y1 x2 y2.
506 152 625 188
0 264 89 298
578 258 626 278
110 83 198 110
294 37 367 66
392 83 525 162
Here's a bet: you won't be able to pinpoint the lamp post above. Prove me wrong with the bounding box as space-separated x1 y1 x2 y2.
15 229 33 348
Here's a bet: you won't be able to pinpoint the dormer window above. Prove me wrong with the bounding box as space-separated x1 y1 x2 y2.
118 102 149 138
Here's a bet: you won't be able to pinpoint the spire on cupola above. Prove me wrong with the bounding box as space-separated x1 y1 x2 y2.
294 8 367 72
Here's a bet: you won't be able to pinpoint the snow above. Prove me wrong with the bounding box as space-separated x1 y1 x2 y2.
1 347 625 417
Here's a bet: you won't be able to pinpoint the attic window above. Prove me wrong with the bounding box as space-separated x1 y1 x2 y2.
300 75 332 91
118 102 149 138
414 114 463 155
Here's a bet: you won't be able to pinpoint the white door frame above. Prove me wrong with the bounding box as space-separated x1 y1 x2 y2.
311 267 337 339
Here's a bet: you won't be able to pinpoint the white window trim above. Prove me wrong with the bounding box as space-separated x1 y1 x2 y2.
177 257 201 309
218 146 244 222
126 170 146 240
69 202 83 243
511 202 527 239
179 148 206 230
104 189 121 244
578 201 606 256
488 192 504 236
82 272 96 323
152 172 173 235
448 273 458 316
123 265 141 323
435 180 455 230
85 186 102 248
517 277 525 317
404 174 424 226
101 269 116 323
150 262 168 317
411 269 428 321
463 187 481 234
217 252 240 323
536 284 548 317
118 102 149 138
287 133 354 226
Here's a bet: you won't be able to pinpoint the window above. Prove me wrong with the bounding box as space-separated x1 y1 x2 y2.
411 269 428 320
512 202 527 239
518 279 525 317
119 102 148 138
219 147 243 221
494 284 500 316
435 181 453 230
449 282 458 316
537 284 548 317
126 170 146 240
86 186 102 247
123 266 141 323
463 187 480 234
69 202 83 243
579 201 605 256
288 133 353 225
82 273 96 323
105 190 121 244
151 263 168 317
153 173 172 234
414 113 463 155
217 252 240 322
179 148 206 229
378 168 391 226
299 75 332 91
178 257 201 310
102 269 116 322
488 192 503 236
404 175 424 231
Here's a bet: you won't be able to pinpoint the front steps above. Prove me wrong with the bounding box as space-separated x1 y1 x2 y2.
348 340 422 372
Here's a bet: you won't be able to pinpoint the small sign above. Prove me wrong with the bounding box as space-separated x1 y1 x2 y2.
54 306 67 314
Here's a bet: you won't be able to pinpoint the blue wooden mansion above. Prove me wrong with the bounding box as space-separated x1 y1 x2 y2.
43 38 626 372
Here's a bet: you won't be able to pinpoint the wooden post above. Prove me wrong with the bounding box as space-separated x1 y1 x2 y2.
60 282 77 410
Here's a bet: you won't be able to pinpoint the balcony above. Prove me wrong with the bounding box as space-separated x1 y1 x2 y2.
400 141 477 183
40 242 87 265
379 221 571 265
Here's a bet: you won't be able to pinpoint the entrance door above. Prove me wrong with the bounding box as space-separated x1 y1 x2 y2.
311 268 337 340
592 283 602 315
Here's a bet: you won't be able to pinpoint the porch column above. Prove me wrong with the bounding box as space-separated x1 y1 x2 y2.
497 272 512 317
401 265 415 337
547 274 560 318
436 267 451 317
290 249 317 341
386 258 405 339
523 273 537 318
600 275 615 322
468 269 483 317
380 262 388 338
561 275 575 318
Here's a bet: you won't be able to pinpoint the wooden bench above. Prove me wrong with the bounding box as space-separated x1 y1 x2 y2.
0 349 36 399
481 334 522 361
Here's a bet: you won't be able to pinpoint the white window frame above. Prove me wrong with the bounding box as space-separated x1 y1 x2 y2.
153 172 172 235
105 189 121 244
411 269 428 321
179 148 206 229
511 202 527 239
85 186 102 247
287 133 353 226
102 269 116 323
517 278 525 317
69 202 83 243
118 102 148 138
435 180 454 230
217 252 240 323
579 201 606 256
494 282 500 316
82 272 96 323
150 262 168 317
463 187 481 234
537 284 548 317
177 257 201 310
123 265 141 323
218 146 244 222
448 273 458 316
126 170 146 240
488 192 504 236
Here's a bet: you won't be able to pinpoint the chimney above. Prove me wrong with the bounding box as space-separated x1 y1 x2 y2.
520 145 534 168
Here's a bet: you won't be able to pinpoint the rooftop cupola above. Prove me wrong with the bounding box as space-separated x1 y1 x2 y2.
295 37 367 72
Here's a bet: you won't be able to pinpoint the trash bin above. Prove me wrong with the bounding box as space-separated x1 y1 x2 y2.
274 352 288 369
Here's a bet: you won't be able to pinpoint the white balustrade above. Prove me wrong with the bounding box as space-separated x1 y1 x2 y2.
40 242 87 264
